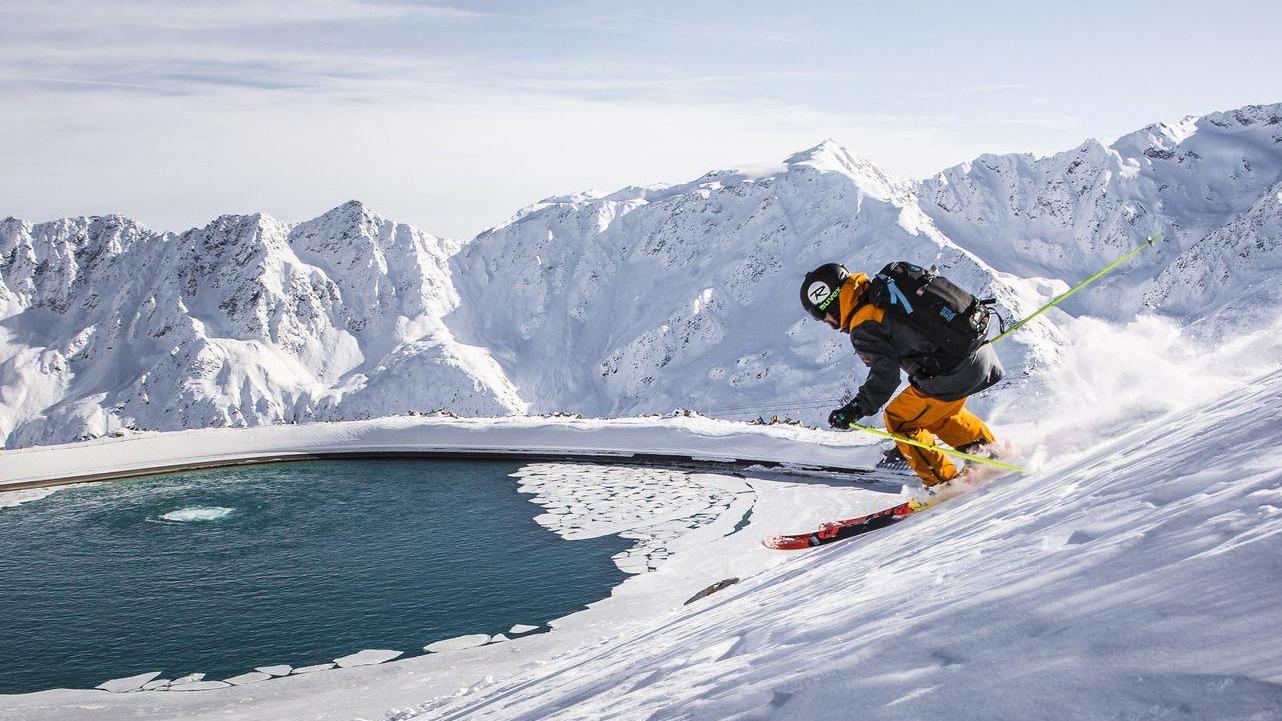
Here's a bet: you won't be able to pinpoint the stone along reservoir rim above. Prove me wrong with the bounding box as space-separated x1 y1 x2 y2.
0 459 632 694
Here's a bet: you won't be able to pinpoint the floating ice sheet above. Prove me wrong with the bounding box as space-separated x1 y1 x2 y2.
160 506 232 522
425 634 491 653
167 680 231 691
335 649 403 668
0 487 58 509
96 671 161 693
224 671 271 685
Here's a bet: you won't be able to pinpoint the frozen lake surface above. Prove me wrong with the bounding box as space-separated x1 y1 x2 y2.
0 459 631 694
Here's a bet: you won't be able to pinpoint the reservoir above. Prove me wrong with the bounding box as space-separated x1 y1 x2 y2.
0 459 631 694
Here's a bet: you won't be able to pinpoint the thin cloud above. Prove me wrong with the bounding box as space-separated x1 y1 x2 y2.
0 3 508 100
987 115 1083 129
1 0 489 32
0 73 180 95
906 83 1027 98
506 70 831 95
4 1 1270 244
621 12 804 43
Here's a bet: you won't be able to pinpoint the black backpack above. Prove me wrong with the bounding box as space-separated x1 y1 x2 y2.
866 261 994 374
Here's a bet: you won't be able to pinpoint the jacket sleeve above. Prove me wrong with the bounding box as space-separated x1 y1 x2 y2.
849 321 901 417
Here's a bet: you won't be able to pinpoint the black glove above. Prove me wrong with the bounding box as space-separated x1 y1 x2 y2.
828 401 862 429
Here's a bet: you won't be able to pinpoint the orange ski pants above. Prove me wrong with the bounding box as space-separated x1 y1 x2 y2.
884 385 995 486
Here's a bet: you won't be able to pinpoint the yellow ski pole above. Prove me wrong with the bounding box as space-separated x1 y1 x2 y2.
851 422 1024 472
989 232 1163 345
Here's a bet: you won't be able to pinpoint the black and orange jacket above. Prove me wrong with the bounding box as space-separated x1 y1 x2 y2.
837 274 1004 417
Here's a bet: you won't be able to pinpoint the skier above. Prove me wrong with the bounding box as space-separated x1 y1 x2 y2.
800 262 1004 487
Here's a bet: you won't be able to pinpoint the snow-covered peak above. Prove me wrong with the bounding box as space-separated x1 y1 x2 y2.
449 138 1045 424
0 202 523 448
1111 115 1201 158
1146 178 1282 325
921 101 1282 317
299 199 382 236
501 141 909 235
0 213 159 314
781 139 907 201
658 140 910 204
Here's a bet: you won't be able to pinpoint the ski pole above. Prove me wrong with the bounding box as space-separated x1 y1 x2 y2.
836 234 1159 469
851 422 1025 472
989 232 1163 345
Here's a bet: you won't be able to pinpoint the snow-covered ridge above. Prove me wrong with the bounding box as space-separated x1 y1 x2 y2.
0 201 523 448
3 101 1281 448
921 101 1282 318
448 138 1054 423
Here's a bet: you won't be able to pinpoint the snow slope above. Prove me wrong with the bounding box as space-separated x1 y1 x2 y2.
405 366 1282 721
4 331 1280 719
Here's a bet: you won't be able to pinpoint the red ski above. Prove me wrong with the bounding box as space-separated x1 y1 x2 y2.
761 497 930 550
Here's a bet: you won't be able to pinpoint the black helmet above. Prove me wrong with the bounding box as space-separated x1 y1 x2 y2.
800 263 850 320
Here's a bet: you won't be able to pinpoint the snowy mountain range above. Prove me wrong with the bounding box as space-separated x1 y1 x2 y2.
2 101 1280 449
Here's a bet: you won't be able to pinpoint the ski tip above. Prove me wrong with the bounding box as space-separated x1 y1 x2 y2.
761 535 811 551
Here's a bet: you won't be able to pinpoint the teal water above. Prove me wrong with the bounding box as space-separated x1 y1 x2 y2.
0 460 631 694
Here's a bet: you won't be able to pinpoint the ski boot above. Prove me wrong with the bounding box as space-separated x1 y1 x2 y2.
956 440 1018 485
875 445 912 473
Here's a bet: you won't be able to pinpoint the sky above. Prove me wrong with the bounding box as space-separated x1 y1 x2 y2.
2 0 1280 241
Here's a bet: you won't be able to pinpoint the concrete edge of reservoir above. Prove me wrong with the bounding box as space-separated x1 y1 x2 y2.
1 415 885 491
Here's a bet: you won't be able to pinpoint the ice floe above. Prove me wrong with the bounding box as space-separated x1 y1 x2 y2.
159 506 232 522
0 487 58 509
507 624 538 635
292 663 336 674
514 463 753 574
425 634 491 653
96 671 161 693
167 680 231 691
223 671 271 685
255 664 292 676
335 649 404 668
